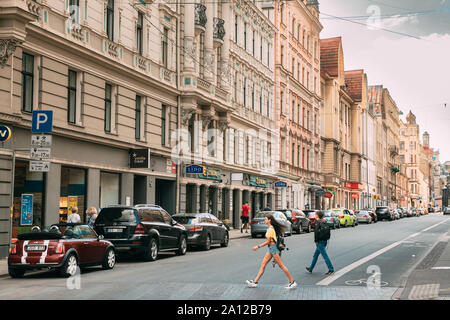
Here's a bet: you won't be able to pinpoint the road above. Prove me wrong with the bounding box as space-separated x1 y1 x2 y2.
1 212 449 300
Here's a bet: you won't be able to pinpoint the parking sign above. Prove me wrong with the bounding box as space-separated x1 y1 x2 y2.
32 110 53 133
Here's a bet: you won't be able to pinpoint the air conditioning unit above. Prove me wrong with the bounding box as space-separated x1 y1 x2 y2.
262 1 275 10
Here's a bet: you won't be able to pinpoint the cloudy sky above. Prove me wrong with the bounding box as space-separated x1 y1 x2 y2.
319 0 450 162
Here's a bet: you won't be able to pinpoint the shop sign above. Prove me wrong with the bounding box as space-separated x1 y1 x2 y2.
325 192 333 199
20 194 33 226
29 161 50 172
130 148 150 168
275 181 288 188
199 167 222 181
249 175 268 188
68 196 78 216
231 173 244 181
185 164 204 174
0 125 12 143
344 182 359 189
351 193 360 199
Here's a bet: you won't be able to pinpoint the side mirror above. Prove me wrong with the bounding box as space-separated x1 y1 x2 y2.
98 235 104 241
171 220 177 226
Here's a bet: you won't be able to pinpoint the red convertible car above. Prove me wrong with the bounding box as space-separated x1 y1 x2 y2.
8 224 116 278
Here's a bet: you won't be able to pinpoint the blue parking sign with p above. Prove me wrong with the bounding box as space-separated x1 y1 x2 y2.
32 110 53 133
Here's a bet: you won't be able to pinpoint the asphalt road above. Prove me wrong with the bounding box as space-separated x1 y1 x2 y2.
1 212 449 300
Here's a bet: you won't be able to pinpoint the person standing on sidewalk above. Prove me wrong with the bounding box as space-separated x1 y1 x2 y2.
306 210 335 275
241 202 250 233
246 213 297 289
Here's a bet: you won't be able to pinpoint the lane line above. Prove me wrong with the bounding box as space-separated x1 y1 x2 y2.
316 218 450 286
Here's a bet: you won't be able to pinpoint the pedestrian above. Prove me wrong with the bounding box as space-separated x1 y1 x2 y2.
86 206 98 227
306 210 334 275
241 201 250 233
246 213 297 289
67 207 81 224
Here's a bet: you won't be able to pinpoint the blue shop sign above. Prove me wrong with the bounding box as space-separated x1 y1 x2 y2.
185 164 205 174
275 181 288 188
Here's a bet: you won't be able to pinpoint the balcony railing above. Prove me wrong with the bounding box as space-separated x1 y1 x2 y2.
213 18 225 47
194 4 207 34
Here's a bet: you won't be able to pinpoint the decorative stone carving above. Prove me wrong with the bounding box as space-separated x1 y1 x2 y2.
218 119 229 132
202 115 213 130
182 108 196 125
220 61 231 83
0 39 21 67
184 37 196 67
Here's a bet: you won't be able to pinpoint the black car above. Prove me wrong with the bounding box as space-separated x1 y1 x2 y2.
172 213 229 250
279 209 311 234
444 207 450 215
94 205 188 261
375 206 393 221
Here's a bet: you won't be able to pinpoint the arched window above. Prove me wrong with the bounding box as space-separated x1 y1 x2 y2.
280 4 284 23
292 18 296 34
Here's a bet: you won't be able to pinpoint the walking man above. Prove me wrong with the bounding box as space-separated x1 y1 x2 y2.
306 210 334 275
241 201 250 233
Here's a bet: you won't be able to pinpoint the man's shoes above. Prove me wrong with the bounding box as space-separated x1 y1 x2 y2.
272 260 276 268
325 270 335 275
305 267 312 274
241 228 243 233
246 280 258 288
245 230 248 233
285 281 297 289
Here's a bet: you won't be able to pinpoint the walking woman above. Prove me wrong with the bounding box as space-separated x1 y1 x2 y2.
246 213 297 289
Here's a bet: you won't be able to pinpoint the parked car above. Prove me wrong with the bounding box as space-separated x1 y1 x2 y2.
444 207 450 215
172 213 229 250
278 209 311 234
94 205 188 261
348 210 359 226
250 211 292 238
356 210 373 224
303 210 321 229
323 210 340 229
402 207 412 217
331 208 356 227
8 224 116 278
392 209 400 220
368 210 377 222
428 207 434 213
376 206 393 221
411 208 419 217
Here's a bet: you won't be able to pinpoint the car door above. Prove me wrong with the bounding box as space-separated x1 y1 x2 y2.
160 209 179 248
78 225 103 263
70 226 91 264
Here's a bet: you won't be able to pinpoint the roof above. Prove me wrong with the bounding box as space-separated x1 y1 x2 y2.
344 70 364 102
320 37 342 78
368 85 383 113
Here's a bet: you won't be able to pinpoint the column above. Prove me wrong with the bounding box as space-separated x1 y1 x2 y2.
204 1 214 81
45 163 61 225
220 1 231 90
179 183 187 214
233 189 242 229
86 168 100 210
120 173 133 206
184 1 196 72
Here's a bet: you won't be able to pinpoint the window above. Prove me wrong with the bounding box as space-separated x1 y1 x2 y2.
297 63 300 80
292 143 295 166
67 70 77 124
252 30 255 56
252 84 255 111
260 35 263 61
280 91 284 114
161 105 166 146
302 67 305 84
292 100 295 120
234 15 238 43
297 145 300 167
243 78 247 107
188 116 195 152
21 53 34 112
137 12 143 56
292 58 295 74
244 23 247 50
280 4 284 23
105 83 112 132
280 45 284 67
302 147 305 168
267 43 270 67
69 0 80 25
135 95 141 140
302 30 305 46
106 0 114 41
162 27 168 67
292 18 295 34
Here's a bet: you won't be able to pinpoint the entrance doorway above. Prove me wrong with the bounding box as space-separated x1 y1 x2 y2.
133 175 146 205
155 179 176 215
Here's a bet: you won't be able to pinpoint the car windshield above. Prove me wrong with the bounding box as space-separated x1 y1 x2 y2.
358 211 368 214
96 208 138 224
254 211 269 218
324 211 333 217
307 212 316 218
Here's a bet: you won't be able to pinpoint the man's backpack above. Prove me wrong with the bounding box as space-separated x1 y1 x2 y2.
317 220 331 241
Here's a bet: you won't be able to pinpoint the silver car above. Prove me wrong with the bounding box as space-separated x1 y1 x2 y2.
250 211 292 238
356 210 372 224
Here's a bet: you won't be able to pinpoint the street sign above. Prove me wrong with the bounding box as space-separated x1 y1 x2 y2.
30 161 50 172
31 134 52 147
0 125 12 142
31 110 53 133
30 147 51 159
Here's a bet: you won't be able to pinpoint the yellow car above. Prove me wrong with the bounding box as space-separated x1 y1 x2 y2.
331 208 356 227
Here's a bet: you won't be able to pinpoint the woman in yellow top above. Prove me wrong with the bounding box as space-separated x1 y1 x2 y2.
246 213 297 289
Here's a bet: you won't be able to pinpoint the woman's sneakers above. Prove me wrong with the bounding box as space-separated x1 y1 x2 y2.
305 267 312 274
325 270 335 275
246 280 258 288
285 281 297 289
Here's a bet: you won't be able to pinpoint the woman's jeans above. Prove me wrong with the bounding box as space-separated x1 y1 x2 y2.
308 241 334 271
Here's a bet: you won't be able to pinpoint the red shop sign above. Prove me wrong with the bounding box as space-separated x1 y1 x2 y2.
351 193 360 199
345 182 359 189
325 192 333 199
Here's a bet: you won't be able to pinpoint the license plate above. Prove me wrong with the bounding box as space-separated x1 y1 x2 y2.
259 221 265 224
106 228 123 233
26 245 46 251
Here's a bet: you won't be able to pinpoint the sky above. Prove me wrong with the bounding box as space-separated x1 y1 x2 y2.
319 0 450 163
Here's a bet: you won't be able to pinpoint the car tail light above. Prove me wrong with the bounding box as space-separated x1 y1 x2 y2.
291 216 298 221
251 220 258 224
331 218 334 222
365 215 368 218
55 243 65 254
189 226 203 232
135 224 145 234
340 215 344 219
10 244 17 255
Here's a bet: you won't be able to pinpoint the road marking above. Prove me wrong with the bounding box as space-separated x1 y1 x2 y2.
316 218 450 286
408 284 440 300
431 267 450 270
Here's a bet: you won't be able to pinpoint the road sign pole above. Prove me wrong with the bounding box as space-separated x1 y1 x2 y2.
8 150 15 254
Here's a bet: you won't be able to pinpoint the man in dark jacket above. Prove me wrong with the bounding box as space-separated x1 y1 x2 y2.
306 210 334 275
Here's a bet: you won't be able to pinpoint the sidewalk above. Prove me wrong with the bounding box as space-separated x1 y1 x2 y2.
0 258 8 279
396 228 450 300
229 228 251 240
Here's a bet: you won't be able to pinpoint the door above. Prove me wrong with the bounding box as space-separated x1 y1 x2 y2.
208 214 223 243
77 225 104 263
160 209 179 248
70 226 92 264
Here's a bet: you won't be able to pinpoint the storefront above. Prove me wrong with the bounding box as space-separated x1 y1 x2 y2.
59 166 86 223
100 171 120 209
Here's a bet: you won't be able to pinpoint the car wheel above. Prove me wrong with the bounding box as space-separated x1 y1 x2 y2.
143 237 159 261
102 248 116 270
177 235 187 255
337 222 341 229
344 221 347 228
221 232 229 247
307 224 311 233
8 268 25 278
60 253 78 278
203 234 211 251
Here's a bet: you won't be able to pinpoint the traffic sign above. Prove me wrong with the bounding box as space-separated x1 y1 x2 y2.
0 125 12 142
31 135 52 147
30 161 50 172
30 147 51 159
31 110 53 133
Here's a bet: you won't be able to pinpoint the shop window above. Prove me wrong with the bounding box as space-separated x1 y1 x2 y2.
60 167 86 223
12 161 45 237
100 172 120 209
